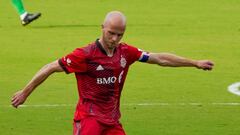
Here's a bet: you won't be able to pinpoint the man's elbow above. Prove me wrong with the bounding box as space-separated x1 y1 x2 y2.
43 61 62 73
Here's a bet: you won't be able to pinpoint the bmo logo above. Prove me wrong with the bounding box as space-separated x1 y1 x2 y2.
97 77 117 84
97 71 124 84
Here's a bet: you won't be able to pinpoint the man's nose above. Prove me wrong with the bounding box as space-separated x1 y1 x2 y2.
112 35 118 41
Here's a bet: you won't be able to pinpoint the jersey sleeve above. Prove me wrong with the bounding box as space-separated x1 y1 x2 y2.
58 48 87 74
127 45 150 64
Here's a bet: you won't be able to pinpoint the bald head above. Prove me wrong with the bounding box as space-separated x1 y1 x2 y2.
103 11 126 29
100 11 127 51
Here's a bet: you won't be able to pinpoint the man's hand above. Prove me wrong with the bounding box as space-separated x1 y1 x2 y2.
196 60 214 70
11 60 64 108
11 90 28 108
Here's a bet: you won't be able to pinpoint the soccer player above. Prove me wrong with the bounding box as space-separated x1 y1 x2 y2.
11 0 41 26
11 11 214 135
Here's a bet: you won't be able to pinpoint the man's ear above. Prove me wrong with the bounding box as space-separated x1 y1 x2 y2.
101 24 104 29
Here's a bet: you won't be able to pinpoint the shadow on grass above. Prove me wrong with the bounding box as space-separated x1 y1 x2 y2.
31 24 100 29
30 23 174 29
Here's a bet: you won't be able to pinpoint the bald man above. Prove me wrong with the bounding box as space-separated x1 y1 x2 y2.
11 11 214 135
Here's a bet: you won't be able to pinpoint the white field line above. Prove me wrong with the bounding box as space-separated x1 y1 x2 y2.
2 102 240 108
124 102 240 106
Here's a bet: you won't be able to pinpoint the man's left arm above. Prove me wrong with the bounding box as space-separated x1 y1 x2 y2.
146 53 214 70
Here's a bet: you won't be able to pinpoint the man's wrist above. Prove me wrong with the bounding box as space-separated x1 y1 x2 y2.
191 60 199 68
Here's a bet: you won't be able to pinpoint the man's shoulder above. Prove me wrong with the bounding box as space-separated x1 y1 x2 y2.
118 42 138 52
74 41 97 54
119 42 136 49
84 41 97 50
119 42 131 47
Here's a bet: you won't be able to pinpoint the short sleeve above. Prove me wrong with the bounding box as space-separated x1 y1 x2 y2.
127 45 149 64
58 48 87 74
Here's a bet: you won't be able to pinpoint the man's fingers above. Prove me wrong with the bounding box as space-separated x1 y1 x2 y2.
203 65 213 71
202 61 214 71
11 98 20 108
11 94 18 102
207 62 214 69
11 91 24 108
208 62 214 66
12 100 22 108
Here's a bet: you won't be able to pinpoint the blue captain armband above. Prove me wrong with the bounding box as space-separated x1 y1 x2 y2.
139 52 150 62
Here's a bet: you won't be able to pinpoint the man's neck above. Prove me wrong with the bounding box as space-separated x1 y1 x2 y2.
99 39 115 57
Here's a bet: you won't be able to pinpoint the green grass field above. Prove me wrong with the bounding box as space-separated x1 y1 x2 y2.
1 0 240 134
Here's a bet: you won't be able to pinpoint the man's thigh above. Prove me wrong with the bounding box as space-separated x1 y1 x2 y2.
103 123 126 135
73 117 102 135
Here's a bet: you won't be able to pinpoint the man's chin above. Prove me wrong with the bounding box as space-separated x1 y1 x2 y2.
107 44 117 49
108 47 115 50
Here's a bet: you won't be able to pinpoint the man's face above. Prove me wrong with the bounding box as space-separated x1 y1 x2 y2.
102 23 125 49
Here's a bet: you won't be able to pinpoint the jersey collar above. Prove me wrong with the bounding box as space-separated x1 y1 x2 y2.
95 39 117 56
96 39 107 55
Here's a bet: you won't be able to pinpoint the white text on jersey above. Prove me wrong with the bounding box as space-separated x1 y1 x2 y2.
97 77 117 84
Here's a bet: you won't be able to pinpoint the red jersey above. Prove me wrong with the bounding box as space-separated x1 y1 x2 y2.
59 39 148 125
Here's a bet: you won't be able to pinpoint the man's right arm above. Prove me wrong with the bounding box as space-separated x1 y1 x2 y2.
11 60 64 108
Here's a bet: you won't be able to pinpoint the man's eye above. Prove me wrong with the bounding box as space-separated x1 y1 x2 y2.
109 32 115 35
117 34 123 37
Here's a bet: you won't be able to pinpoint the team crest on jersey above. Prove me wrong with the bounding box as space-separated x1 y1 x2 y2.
120 55 127 68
